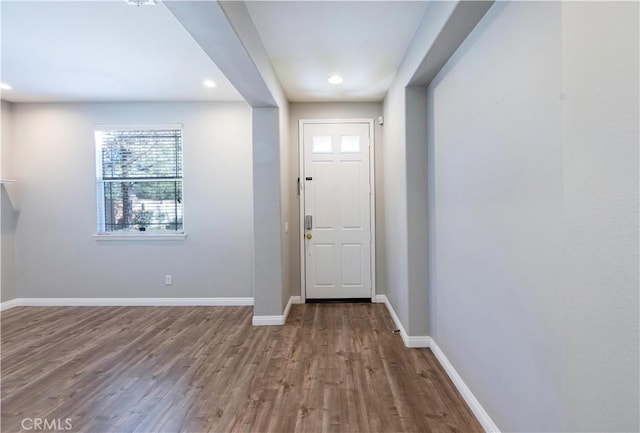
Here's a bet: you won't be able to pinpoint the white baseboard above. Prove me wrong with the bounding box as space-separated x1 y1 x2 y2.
430 339 500 433
251 315 285 326
4 294 497 431
252 295 301 326
373 294 386 303
377 294 498 432
377 294 430 348
0 298 20 311
0 297 254 309
405 334 431 348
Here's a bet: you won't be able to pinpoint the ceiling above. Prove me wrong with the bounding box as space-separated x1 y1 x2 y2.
0 1 429 103
246 1 429 102
0 1 244 102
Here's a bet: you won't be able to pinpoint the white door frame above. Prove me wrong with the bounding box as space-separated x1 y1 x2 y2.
298 119 376 302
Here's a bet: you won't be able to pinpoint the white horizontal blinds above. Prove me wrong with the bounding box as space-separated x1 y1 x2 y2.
96 128 184 233
100 129 182 180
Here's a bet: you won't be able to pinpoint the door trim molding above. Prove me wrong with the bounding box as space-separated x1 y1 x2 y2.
298 119 376 303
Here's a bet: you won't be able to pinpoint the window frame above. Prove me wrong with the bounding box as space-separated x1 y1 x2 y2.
93 124 187 240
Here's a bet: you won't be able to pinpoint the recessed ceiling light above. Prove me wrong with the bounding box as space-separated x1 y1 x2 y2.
125 0 156 6
203 80 217 88
0 83 12 90
328 75 344 85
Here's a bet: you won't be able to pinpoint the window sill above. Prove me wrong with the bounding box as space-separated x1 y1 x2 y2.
93 233 187 241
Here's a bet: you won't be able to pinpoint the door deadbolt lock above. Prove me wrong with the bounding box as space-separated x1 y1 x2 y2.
305 233 312 240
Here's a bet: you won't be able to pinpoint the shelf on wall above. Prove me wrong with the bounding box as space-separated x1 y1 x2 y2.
0 179 16 184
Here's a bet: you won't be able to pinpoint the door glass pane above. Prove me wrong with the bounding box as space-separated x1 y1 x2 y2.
312 136 332 153
341 135 360 153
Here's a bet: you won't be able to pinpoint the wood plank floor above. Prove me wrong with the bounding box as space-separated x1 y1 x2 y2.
1 304 483 433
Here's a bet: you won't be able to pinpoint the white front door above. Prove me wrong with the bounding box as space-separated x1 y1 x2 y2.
301 121 373 299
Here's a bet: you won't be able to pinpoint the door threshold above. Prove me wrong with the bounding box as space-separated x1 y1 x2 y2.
306 298 371 304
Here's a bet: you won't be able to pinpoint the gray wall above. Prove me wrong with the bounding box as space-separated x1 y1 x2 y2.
561 2 639 431
405 87 430 336
278 102 291 311
382 1 459 336
288 102 384 298
252 107 285 315
428 1 638 431
11 102 255 299
218 1 292 314
1 100 17 302
222 1 293 314
166 1 290 316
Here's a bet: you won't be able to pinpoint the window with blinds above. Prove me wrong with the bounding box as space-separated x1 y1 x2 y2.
95 126 184 233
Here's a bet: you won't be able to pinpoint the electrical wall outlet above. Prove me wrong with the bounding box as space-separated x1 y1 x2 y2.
165 275 172 285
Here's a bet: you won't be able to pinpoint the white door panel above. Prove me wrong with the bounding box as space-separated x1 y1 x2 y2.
312 161 335 229
314 244 335 286
303 122 372 299
340 161 362 228
341 244 362 285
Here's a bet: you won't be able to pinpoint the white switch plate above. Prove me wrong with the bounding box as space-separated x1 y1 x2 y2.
165 275 172 285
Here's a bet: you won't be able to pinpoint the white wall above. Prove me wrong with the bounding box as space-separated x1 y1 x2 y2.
11 102 255 299
428 1 638 431
1 100 17 302
288 102 384 297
